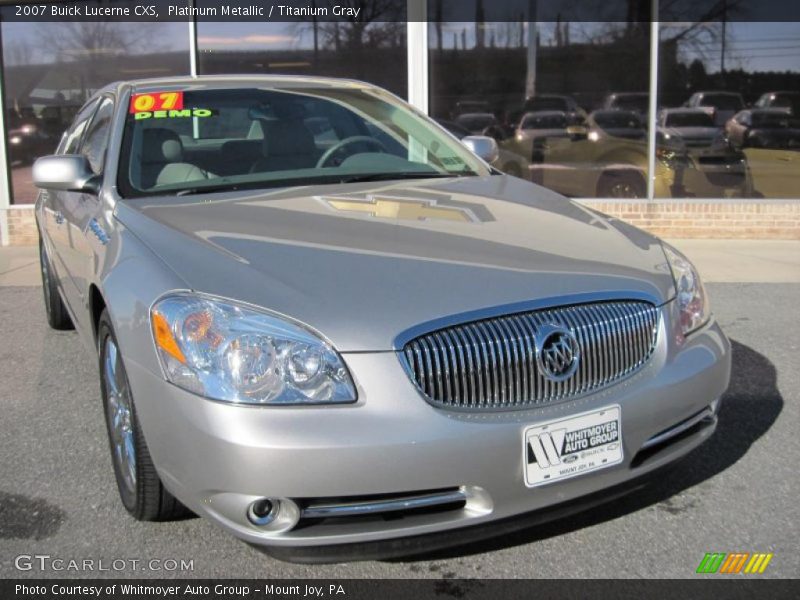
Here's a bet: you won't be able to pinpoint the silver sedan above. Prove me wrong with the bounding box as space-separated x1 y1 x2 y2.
33 76 730 561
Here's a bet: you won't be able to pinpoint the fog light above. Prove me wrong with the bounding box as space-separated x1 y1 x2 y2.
247 498 280 526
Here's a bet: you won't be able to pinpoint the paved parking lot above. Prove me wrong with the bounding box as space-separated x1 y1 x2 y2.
0 243 798 578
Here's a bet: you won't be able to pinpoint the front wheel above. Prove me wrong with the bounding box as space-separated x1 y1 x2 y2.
98 310 190 521
597 171 646 198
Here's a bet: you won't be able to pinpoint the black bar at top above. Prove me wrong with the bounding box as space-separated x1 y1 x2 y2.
0 0 799 23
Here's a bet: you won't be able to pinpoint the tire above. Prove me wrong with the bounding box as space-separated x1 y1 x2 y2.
98 310 190 521
39 238 74 330
597 171 646 199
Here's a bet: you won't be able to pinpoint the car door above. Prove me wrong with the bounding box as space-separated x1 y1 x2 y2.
41 98 99 300
57 95 115 321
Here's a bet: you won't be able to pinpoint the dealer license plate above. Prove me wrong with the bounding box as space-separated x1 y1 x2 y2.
523 405 623 487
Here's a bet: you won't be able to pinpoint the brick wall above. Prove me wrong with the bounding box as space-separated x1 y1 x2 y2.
580 200 800 240
3 201 800 245
6 207 38 245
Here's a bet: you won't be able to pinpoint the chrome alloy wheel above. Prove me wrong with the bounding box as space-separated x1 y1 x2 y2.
104 338 137 495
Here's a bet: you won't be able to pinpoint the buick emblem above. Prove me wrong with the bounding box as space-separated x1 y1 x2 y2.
536 325 580 382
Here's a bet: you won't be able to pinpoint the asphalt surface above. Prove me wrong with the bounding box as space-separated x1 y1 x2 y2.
0 283 797 579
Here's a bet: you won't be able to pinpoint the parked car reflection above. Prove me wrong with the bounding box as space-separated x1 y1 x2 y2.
587 110 646 141
684 91 745 127
454 112 498 135
657 108 721 149
725 109 800 150
602 92 649 119
523 94 586 125
753 91 799 115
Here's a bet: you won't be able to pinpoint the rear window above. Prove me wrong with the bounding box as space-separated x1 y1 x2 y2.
665 112 714 127
593 111 643 129
700 94 743 111
521 113 568 129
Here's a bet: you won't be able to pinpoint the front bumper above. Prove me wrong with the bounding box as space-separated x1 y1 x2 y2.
126 306 730 551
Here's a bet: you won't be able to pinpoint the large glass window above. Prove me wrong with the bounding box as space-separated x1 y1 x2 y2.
1 20 190 204
658 20 800 199
196 15 407 99
429 1 653 199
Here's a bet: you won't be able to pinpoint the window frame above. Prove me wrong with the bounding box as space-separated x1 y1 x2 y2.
77 94 116 175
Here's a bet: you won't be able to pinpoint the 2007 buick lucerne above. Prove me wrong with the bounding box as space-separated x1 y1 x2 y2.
33 76 730 561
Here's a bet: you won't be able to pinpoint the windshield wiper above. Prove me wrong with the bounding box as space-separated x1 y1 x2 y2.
338 171 475 184
175 183 243 196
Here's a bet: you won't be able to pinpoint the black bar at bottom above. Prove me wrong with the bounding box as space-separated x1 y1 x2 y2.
2 579 798 600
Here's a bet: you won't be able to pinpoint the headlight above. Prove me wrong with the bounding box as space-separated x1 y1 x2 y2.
662 245 710 335
150 293 356 405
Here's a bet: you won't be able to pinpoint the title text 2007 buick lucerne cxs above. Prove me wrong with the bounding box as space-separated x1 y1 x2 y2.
33 76 730 561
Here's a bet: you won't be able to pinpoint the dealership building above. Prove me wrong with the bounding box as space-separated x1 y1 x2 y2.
1 0 798 245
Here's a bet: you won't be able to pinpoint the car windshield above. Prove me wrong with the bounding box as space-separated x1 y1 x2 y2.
612 96 648 112
119 86 488 197
770 94 800 114
699 94 743 111
455 113 495 130
520 113 567 129
665 112 715 127
593 111 643 129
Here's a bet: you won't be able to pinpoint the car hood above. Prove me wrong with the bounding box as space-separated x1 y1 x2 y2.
663 126 719 139
116 175 674 351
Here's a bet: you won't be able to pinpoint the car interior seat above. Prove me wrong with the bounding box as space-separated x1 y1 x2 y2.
250 119 319 173
140 128 214 189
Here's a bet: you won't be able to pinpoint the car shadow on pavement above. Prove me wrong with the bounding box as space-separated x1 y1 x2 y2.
392 339 783 562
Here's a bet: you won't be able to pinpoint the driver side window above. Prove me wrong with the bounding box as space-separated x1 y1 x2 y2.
80 97 115 174
58 99 98 155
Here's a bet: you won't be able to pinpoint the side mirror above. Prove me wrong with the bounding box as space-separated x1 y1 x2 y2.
32 155 100 194
462 135 499 163
566 125 589 141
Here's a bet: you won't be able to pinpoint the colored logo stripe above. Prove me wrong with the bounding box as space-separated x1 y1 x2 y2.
720 553 749 573
697 553 726 573
744 553 774 574
697 552 773 574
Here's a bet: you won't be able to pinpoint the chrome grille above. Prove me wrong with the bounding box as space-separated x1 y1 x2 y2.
402 300 659 409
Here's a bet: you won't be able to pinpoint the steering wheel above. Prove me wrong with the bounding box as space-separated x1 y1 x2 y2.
316 136 387 168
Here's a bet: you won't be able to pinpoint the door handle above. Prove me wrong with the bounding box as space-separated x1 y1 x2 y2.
54 211 65 225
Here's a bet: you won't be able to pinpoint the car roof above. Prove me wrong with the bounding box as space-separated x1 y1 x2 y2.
661 108 708 114
522 110 566 118
102 74 378 96
607 92 648 98
696 91 743 97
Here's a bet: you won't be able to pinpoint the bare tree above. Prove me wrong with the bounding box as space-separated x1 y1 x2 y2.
37 22 162 62
314 0 405 50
